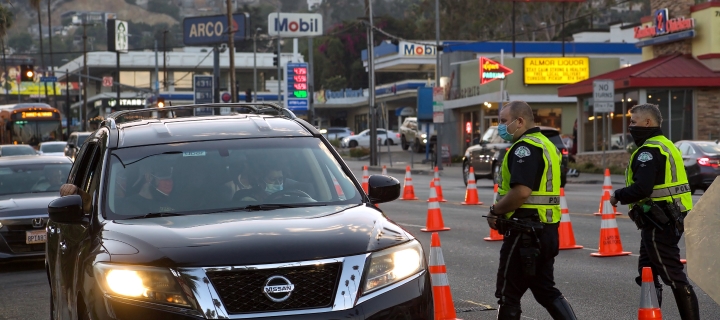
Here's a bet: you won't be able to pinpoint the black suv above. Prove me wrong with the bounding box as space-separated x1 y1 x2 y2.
46 104 431 320
462 126 569 187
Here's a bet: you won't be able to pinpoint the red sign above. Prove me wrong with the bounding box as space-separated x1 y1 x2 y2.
293 83 307 90
634 8 694 39
479 57 513 85
293 68 307 75
465 122 472 134
293 75 307 82
102 76 113 87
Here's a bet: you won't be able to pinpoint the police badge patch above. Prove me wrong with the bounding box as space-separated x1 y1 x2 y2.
515 146 531 158
637 152 653 162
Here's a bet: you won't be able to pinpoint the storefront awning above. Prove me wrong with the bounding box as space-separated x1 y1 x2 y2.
558 54 720 97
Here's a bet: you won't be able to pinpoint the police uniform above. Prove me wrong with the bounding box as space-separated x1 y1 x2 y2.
613 129 699 320
493 127 575 319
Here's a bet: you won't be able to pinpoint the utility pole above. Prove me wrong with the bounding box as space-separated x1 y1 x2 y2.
82 15 88 131
366 0 377 166
276 10 281 106
163 30 168 91
225 0 237 103
435 0 443 170
36 3 48 103
253 28 260 102
308 36 314 125
213 45 220 103
154 40 159 101
47 0 56 109
2 39 8 104
65 69 71 134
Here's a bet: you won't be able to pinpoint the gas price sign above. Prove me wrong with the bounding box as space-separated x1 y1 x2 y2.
285 62 309 111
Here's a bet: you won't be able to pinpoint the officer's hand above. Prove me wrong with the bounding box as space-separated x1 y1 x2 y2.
610 195 618 207
59 184 78 197
487 214 498 230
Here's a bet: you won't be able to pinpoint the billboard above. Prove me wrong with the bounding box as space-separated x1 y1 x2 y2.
183 13 248 46
268 13 323 37
107 19 129 53
523 57 589 85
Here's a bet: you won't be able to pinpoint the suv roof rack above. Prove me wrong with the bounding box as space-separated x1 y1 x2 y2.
103 103 296 126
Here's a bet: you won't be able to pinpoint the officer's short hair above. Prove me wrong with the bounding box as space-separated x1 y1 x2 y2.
503 101 535 124
630 104 663 125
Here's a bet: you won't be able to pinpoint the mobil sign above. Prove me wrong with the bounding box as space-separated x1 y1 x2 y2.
400 41 436 56
183 13 248 46
268 13 323 37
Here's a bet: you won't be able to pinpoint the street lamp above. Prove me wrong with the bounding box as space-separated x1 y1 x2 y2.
253 27 262 102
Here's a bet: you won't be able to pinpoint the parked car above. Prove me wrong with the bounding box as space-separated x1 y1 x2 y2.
675 140 720 194
64 131 92 161
319 127 354 141
0 155 71 260
462 126 569 187
38 141 68 156
399 117 436 153
0 144 37 157
341 129 400 148
46 104 432 319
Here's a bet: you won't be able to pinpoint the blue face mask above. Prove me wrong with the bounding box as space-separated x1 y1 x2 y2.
265 183 283 194
498 119 518 141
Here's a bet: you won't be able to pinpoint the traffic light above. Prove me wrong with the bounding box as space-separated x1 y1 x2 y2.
20 65 34 82
272 50 278 67
245 89 252 103
157 97 165 108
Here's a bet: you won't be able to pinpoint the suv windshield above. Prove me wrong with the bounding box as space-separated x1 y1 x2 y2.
41 143 66 153
105 137 361 219
0 163 71 195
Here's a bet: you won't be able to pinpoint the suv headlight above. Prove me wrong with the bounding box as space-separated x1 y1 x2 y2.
363 240 424 294
93 263 194 308
421 133 427 139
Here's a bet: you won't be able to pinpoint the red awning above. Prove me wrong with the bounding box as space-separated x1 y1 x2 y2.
558 54 720 97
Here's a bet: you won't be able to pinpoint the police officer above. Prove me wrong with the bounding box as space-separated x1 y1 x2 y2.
486 101 577 320
610 103 699 320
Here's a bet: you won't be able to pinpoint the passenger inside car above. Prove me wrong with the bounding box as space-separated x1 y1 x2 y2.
31 165 70 192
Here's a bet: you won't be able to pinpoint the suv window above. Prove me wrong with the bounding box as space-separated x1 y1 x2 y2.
104 137 361 219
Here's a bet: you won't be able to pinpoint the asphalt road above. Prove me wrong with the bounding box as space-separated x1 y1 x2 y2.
0 162 717 320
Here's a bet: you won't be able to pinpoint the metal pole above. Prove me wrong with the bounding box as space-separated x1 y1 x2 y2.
622 92 627 149
435 0 443 170
65 69 70 135
213 46 220 103
602 112 606 168
36 3 48 103
562 2 566 57
163 31 167 91
253 31 258 102
308 36 314 124
368 0 377 166
2 39 8 104
154 40 159 98
225 0 237 103
276 11 281 106
116 51 121 104
512 0 516 57
82 20 87 131
499 49 505 107
47 0 56 109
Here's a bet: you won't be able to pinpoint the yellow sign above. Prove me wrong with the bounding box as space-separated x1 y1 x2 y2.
22 112 54 118
523 57 590 85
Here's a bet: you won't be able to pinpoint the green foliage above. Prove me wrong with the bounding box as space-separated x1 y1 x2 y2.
569 162 624 175
349 147 371 158
322 75 347 91
7 32 31 53
328 139 341 148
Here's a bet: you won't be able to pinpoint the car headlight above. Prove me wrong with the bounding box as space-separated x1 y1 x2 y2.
363 240 424 294
423 139 427 144
93 263 194 308
421 133 427 139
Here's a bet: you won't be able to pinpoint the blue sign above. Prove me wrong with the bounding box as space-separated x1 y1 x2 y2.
183 14 248 46
40 76 57 82
193 75 214 116
284 62 309 111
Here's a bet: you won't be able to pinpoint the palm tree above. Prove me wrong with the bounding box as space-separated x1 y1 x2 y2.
30 0 49 101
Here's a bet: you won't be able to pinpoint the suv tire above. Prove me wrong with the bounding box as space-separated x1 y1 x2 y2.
349 140 358 148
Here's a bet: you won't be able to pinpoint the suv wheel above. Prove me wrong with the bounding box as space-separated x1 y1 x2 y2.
492 162 501 185
401 136 409 150
349 140 358 148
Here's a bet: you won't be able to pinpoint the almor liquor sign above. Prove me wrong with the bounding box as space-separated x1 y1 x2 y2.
633 8 695 48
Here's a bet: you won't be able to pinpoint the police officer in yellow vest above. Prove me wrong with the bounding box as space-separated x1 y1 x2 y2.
486 101 576 320
610 104 699 320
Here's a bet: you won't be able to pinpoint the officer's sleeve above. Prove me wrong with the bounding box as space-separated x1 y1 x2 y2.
508 142 543 190
614 147 661 205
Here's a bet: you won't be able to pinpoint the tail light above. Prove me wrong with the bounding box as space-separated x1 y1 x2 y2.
350 131 354 135
562 148 569 155
697 157 719 167
396 133 401 138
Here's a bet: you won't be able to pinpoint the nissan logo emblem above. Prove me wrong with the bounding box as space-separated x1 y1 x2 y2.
263 275 295 303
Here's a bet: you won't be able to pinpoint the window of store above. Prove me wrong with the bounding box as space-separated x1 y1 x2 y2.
173 72 194 91
646 89 693 142
120 71 152 90
582 91 639 152
354 114 368 134
535 108 562 129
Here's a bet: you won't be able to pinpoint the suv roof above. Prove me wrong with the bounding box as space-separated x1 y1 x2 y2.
100 103 319 149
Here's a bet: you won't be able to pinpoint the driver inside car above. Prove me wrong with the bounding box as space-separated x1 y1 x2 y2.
232 160 314 202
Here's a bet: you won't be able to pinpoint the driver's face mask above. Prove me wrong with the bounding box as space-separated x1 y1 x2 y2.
265 183 283 194
264 172 284 194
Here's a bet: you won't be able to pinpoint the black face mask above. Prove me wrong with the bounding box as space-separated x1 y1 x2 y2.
629 126 662 146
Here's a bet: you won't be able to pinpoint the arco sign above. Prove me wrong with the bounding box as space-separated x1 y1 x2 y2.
479 57 513 85
183 13 248 46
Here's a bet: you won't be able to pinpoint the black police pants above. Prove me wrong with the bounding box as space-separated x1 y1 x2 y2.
637 225 689 289
495 222 562 308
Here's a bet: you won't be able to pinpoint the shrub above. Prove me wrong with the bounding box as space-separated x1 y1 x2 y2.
349 147 370 158
328 139 341 148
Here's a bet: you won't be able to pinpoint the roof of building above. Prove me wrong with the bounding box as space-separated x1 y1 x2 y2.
558 54 720 97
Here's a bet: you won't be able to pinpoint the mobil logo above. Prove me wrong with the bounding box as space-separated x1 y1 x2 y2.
268 13 323 37
400 42 436 56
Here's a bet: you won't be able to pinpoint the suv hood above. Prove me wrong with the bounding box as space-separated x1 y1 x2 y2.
0 193 59 218
100 204 412 267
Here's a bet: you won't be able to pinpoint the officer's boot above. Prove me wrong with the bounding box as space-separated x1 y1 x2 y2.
497 304 522 320
545 296 578 320
672 285 700 320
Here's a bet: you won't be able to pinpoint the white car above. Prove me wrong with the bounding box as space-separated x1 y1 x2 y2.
38 141 68 156
341 129 400 148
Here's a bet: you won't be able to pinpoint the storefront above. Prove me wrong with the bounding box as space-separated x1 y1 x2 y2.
558 1 720 167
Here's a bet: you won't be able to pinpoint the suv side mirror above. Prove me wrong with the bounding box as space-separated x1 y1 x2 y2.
368 175 400 204
48 195 85 223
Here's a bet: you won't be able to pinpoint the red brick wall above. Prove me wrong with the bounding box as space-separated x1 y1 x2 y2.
696 88 720 140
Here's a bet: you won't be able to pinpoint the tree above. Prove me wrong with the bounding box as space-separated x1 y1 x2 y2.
0 5 12 39
8 32 31 53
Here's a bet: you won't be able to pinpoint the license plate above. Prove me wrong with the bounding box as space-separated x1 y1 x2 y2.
26 230 47 244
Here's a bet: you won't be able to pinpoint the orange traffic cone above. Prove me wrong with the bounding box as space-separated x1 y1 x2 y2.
422 181 450 232
595 169 620 215
638 267 662 320
681 259 687 264
331 176 346 200
429 233 461 320
492 183 499 203
559 188 583 250
429 167 447 202
361 166 369 193
401 166 418 200
382 165 387 175
484 182 503 241
462 168 482 205
591 192 631 257
595 189 621 216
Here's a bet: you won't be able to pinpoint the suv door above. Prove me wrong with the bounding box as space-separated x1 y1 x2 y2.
472 127 502 176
